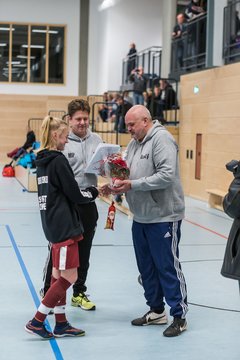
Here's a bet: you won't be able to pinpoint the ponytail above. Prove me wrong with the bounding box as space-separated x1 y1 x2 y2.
40 116 68 150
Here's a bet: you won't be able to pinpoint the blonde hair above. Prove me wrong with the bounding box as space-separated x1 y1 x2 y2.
40 115 68 150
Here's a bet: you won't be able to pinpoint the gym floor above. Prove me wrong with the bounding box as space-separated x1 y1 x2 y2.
0 173 239 360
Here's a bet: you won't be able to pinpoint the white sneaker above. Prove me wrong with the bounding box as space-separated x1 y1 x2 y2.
131 310 168 326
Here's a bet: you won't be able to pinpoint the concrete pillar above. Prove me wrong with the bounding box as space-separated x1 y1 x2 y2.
213 0 228 66
79 0 89 96
161 0 177 78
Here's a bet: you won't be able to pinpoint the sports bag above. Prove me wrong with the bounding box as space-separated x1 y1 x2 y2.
223 160 240 219
2 163 15 177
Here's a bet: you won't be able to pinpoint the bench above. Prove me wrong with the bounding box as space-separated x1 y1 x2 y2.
15 165 37 192
206 189 226 211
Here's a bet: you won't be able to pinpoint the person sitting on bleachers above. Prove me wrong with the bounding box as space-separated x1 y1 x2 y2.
159 79 178 111
98 92 109 122
114 94 132 133
149 85 163 119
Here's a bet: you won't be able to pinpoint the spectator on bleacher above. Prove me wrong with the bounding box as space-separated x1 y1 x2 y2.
108 92 119 122
235 11 240 35
123 90 133 105
172 13 187 68
159 79 177 112
185 0 207 64
185 0 206 20
143 88 152 110
127 42 137 77
129 66 147 105
114 94 132 133
149 85 163 119
98 92 109 122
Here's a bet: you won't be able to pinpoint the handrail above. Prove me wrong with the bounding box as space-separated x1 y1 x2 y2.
170 13 207 79
123 46 162 62
122 45 162 86
28 117 43 142
48 109 66 115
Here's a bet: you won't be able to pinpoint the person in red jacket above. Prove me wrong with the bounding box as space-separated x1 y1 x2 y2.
25 116 98 339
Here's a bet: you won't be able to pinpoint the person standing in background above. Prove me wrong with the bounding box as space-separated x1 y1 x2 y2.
172 13 187 68
127 42 137 78
129 66 147 105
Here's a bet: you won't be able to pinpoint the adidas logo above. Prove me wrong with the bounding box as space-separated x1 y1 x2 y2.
164 231 171 238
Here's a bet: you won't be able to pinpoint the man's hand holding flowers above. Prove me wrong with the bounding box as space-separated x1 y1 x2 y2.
110 179 131 194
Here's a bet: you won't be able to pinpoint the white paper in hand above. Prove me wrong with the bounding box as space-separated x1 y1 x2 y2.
84 143 120 175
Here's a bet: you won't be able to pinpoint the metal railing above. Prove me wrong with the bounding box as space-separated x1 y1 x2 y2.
28 118 43 142
170 14 207 79
48 109 66 119
122 46 162 88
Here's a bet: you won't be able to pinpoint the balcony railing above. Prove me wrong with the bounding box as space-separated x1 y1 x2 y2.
121 46 162 90
170 13 207 79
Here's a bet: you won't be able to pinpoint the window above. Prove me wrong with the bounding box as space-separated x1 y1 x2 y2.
48 26 65 84
30 25 47 83
0 22 65 84
0 24 10 82
12 25 28 82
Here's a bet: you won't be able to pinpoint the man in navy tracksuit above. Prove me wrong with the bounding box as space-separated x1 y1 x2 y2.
110 105 188 337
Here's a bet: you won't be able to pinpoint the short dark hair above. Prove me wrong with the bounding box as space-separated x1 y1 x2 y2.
68 99 90 117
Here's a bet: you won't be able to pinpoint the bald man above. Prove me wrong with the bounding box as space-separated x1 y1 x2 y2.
111 105 188 337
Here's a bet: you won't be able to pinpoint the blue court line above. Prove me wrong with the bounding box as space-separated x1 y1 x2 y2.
5 224 64 360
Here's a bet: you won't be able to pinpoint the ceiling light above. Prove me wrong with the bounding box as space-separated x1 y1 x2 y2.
0 27 15 31
13 64 27 67
7 61 21 65
0 43 7 47
22 45 45 49
32 29 58 34
98 0 115 11
17 55 36 59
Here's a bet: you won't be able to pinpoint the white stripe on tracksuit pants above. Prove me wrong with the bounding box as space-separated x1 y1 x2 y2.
132 220 188 318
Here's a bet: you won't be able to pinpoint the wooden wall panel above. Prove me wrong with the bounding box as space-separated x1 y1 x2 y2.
0 94 81 164
0 94 107 164
180 62 240 201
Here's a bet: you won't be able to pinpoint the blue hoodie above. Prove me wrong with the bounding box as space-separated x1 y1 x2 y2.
125 121 185 223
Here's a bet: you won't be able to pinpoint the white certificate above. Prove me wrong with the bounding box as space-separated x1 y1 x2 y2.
84 143 120 175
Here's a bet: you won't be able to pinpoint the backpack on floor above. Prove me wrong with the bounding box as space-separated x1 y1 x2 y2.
2 162 15 177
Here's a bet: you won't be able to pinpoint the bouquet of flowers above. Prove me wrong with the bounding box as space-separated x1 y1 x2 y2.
101 152 130 230
103 153 130 186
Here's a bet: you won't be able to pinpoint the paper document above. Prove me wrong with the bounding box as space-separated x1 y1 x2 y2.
84 143 120 175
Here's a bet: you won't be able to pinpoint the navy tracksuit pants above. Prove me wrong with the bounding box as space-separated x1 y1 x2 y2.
132 220 188 318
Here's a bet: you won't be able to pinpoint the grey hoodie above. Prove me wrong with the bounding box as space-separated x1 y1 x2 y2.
63 130 102 189
125 121 185 223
